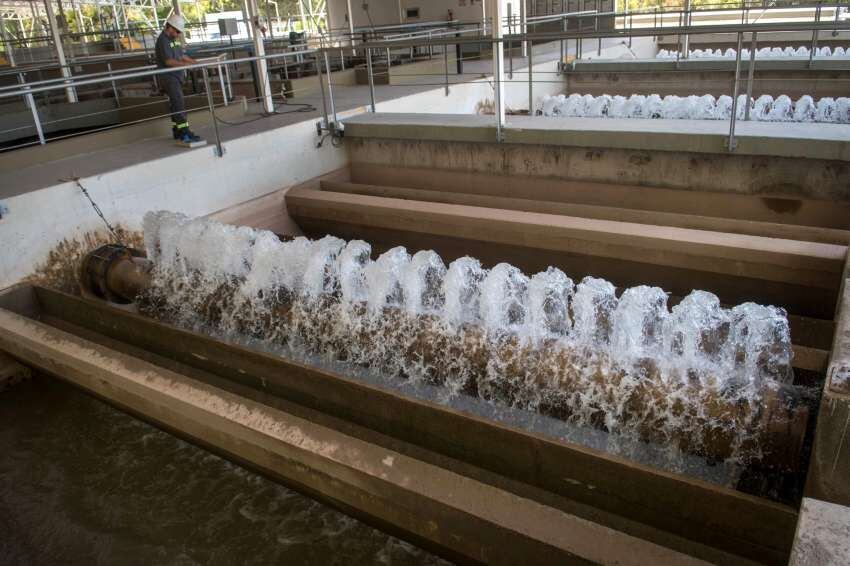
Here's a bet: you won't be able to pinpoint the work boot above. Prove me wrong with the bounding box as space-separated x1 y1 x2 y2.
178 128 202 143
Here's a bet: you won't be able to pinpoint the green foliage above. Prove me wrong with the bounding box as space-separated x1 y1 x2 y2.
624 0 756 11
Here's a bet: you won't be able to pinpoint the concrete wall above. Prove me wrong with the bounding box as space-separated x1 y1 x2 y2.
328 0 489 31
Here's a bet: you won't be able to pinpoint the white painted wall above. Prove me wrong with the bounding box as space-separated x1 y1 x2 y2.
0 120 348 290
328 0 493 31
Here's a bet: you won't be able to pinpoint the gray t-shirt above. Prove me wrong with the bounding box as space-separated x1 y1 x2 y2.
155 31 185 81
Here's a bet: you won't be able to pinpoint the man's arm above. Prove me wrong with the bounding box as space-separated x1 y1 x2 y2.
163 56 195 67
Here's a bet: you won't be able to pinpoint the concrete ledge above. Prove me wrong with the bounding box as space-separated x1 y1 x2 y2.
342 113 850 161
790 498 850 565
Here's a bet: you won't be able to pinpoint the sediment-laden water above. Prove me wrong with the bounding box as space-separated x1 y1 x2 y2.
0 376 449 566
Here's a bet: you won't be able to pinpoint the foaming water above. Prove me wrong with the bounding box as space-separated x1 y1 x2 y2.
141 211 805 481
0 377 448 566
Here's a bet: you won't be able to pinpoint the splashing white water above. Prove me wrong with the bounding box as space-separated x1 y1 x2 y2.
140 211 801 468
657 46 848 60
537 92 850 123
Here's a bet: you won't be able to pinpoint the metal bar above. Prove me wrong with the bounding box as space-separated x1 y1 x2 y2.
744 31 757 121
528 37 534 116
596 0 601 56
25 88 45 145
559 14 565 74
218 64 228 106
809 4 821 69
323 50 337 126
107 61 120 107
508 3 513 79
727 32 744 152
202 68 224 157
315 50 329 130
366 47 376 112
223 59 233 100
443 40 449 95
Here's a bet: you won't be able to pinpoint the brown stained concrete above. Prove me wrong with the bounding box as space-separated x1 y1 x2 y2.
0 303 717 566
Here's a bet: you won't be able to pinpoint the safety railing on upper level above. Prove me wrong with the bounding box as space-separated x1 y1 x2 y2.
1 2 848 158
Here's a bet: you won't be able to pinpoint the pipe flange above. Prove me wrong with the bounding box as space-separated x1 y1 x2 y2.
80 244 145 304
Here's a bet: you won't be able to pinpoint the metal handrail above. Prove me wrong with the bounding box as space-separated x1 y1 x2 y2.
0 53 227 92
4 6 848 156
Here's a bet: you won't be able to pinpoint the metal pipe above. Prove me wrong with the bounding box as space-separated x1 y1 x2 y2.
366 47 376 112
202 68 224 157
727 32 744 152
744 31 757 121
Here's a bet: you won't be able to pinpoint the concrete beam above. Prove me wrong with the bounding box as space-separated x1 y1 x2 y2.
288 187 845 289
320 180 850 245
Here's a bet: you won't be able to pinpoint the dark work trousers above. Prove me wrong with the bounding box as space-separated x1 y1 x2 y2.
162 74 188 129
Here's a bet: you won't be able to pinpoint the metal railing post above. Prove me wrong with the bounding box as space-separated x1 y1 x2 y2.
323 50 338 126
508 3 513 79
224 59 233 100
25 87 46 145
316 51 330 129
744 31 757 121
366 47 376 111
218 63 228 106
202 68 224 157
528 43 534 116
107 62 120 107
809 3 821 68
444 40 450 95
727 32 744 152
596 0 601 56
559 15 565 74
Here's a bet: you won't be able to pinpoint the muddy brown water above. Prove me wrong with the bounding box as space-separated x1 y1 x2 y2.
0 375 450 566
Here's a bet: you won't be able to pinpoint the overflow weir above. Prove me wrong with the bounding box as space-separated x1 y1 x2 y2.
2 112 850 565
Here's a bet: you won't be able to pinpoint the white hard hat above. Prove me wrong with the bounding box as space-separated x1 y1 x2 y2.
166 13 184 32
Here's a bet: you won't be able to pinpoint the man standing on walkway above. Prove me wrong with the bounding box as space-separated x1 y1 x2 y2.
156 14 202 143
